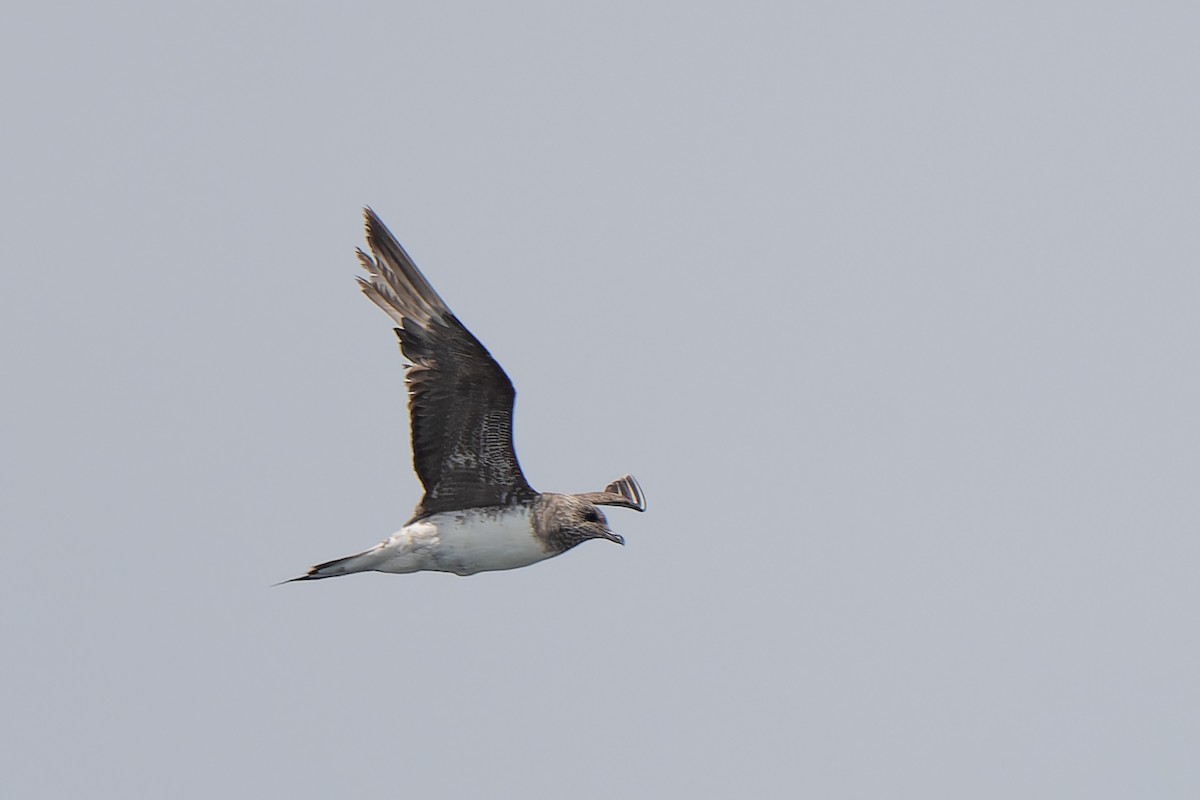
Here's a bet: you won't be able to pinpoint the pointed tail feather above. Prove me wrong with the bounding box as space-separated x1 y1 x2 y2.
277 547 380 585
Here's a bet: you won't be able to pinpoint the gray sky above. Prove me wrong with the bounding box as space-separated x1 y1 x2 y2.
4 2 1198 797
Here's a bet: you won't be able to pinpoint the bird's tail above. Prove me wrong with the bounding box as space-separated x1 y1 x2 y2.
278 546 382 584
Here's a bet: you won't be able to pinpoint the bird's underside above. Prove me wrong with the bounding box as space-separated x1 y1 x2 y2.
285 210 645 582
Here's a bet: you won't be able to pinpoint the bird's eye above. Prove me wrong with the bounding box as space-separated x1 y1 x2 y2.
583 509 599 523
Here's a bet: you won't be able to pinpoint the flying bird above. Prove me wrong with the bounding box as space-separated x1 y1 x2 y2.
286 209 645 581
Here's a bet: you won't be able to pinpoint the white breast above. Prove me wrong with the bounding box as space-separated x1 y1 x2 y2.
374 506 552 576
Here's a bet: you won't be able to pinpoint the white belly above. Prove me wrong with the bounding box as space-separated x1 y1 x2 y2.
375 506 552 576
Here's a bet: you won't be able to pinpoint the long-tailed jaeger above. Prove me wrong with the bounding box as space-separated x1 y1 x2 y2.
286 209 645 581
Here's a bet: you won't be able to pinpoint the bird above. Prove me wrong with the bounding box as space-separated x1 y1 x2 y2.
285 209 645 581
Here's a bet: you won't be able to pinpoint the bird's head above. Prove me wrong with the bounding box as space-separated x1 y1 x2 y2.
538 494 625 552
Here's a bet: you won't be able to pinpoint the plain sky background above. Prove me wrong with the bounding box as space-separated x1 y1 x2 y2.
3 2 1198 797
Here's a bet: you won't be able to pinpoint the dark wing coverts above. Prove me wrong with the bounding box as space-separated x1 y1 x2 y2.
357 208 536 521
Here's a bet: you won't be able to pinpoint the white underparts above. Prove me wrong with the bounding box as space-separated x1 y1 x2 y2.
355 506 552 576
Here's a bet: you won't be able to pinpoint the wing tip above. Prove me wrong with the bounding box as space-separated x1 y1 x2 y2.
606 474 647 512
573 474 646 512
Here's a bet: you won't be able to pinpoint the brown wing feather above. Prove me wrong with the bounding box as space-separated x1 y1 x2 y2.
573 474 647 512
357 208 537 521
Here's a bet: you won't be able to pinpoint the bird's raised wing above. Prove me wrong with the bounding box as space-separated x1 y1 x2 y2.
357 208 537 522
573 475 647 512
